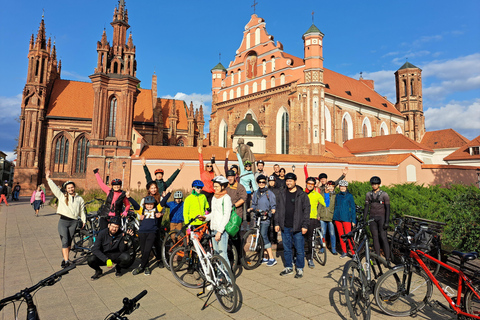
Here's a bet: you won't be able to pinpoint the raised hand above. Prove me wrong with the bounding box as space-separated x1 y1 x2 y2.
126 189 131 198
93 168 99 174
45 169 51 179
141 157 146 166
198 146 202 154
179 162 185 170
343 167 349 175
226 150 230 158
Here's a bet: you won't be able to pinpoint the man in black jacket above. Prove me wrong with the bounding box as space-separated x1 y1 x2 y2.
274 173 310 278
87 217 133 280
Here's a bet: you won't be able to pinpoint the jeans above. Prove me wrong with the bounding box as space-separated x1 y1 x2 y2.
13 191 19 200
211 230 230 267
281 227 305 269
320 220 337 252
260 221 271 249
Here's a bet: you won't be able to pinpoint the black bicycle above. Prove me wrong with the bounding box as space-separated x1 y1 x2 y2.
72 199 104 259
104 290 148 320
0 264 76 320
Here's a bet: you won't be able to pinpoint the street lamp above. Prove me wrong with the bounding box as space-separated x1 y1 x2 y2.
292 164 296 172
122 161 126 188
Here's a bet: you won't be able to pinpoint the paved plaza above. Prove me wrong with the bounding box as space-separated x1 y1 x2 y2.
1 198 450 319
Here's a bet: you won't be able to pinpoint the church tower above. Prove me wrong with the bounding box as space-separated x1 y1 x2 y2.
87 0 140 187
395 62 425 142
15 16 60 193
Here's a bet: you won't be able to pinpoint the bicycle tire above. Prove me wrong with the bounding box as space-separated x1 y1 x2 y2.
162 230 186 271
211 254 237 313
227 239 239 274
374 265 433 317
72 229 93 255
241 229 264 270
465 286 480 317
343 260 371 320
125 235 140 268
359 252 389 280
312 231 327 266
169 246 204 289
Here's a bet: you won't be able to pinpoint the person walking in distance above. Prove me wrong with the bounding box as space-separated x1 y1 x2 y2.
46 169 86 268
30 185 46 217
275 173 310 278
0 181 9 206
12 182 21 201
333 180 356 258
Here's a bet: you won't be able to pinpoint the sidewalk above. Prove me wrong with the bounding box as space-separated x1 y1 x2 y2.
0 199 449 319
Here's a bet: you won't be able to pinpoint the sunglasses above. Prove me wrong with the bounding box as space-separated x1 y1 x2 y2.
258 181 266 184
206 165 213 168
307 182 315 186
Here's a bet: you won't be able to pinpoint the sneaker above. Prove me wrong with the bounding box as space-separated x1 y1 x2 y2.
295 269 304 279
132 267 144 276
308 259 315 269
340 253 347 259
279 268 293 276
115 270 122 277
144 267 151 276
91 269 103 281
261 258 269 264
267 259 277 267
64 260 71 268
61 260 66 268
332 250 338 255
157 260 164 269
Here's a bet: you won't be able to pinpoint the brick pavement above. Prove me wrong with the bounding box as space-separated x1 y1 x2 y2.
1 199 451 319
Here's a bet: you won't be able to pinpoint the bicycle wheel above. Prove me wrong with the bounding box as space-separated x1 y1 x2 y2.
72 229 93 255
162 230 186 271
359 252 389 280
390 231 407 265
125 235 140 268
374 266 433 316
343 260 371 320
170 246 204 289
241 229 264 270
465 286 480 317
211 254 237 313
227 239 239 274
312 231 327 266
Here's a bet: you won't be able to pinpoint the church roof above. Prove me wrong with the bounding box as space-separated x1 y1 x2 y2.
133 89 153 122
325 141 355 158
211 62 227 72
159 98 191 130
323 68 402 116
343 134 434 153
398 61 420 70
421 129 470 149
233 114 264 136
303 24 323 36
443 134 480 161
47 80 94 118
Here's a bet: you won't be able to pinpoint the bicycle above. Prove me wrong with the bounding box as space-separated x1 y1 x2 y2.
374 220 480 318
342 214 390 320
122 210 141 268
240 209 269 270
104 290 147 320
72 198 104 259
0 264 76 320
312 225 327 266
169 217 239 313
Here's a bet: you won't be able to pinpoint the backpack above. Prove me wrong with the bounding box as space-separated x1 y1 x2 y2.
222 199 242 238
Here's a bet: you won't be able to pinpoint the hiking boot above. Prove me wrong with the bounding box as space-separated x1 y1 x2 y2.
308 259 315 269
91 269 103 281
144 267 151 276
267 259 277 267
132 267 144 276
295 269 304 279
279 268 293 276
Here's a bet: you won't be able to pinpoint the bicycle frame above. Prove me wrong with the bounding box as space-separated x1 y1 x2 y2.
246 214 262 251
189 227 217 285
409 249 480 319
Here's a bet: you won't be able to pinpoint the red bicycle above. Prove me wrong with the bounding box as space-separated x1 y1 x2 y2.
374 220 480 318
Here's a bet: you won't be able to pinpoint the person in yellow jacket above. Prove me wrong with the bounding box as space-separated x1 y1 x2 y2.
304 177 326 268
183 180 209 226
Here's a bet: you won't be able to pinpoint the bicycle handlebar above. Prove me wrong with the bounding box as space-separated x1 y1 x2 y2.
107 290 148 319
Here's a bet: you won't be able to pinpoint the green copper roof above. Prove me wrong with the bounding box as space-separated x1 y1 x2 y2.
211 62 227 72
398 61 420 70
304 24 322 35
233 114 264 136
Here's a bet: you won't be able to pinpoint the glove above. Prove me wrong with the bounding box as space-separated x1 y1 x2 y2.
106 259 113 268
383 224 389 230
93 168 99 174
210 156 215 164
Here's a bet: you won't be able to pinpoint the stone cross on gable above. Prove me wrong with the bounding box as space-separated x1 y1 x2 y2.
252 0 258 13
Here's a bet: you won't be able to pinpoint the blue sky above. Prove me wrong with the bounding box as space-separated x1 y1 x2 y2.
1 0 479 160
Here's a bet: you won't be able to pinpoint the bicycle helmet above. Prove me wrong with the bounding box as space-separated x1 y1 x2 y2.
285 172 297 181
370 176 381 185
173 191 183 199
111 179 122 186
326 180 335 186
244 160 252 167
144 196 156 204
62 181 75 189
268 175 276 181
192 180 204 188
306 177 316 184
318 173 328 180
257 160 265 165
226 170 236 177
338 180 349 187
154 168 164 175
212 175 229 185
230 164 239 171
256 174 267 183
109 216 121 226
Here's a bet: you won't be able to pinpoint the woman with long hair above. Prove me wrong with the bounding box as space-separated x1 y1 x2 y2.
30 185 45 217
46 169 86 268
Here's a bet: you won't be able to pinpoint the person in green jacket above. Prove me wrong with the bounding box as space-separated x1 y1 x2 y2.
183 180 209 226
141 157 185 193
318 181 338 255
304 177 326 268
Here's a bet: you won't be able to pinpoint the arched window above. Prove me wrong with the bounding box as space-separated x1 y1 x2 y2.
341 113 353 143
281 112 289 154
229 89 234 100
246 123 254 132
230 72 234 86
396 126 403 134
380 122 389 136
403 79 407 96
108 97 117 137
271 56 275 72
177 139 184 146
223 91 227 101
237 87 241 98
410 79 414 95
219 120 228 148
244 84 249 95
54 134 69 173
362 117 372 137
255 28 260 45
252 82 258 93
280 73 285 85
276 108 289 154
237 69 241 83
271 76 275 88
363 124 368 137
342 118 349 143
75 136 89 173
261 79 266 91
262 60 266 75
246 32 251 49
324 106 332 142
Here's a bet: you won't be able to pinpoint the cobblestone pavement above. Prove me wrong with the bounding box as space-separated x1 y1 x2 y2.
1 198 451 319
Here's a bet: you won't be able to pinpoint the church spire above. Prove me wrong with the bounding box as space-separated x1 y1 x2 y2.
35 18 46 50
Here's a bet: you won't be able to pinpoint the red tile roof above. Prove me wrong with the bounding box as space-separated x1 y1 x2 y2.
422 164 480 170
343 134 433 153
421 129 470 149
133 89 153 122
443 134 480 161
47 80 94 118
325 141 355 158
323 68 402 117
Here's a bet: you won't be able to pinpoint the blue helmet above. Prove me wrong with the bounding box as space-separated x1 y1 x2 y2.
144 196 156 204
192 180 204 188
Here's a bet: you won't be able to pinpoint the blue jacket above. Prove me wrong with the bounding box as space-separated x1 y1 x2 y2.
333 191 356 223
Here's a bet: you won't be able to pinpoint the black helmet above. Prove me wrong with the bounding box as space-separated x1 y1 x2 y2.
144 196 156 204
111 179 122 186
318 173 328 180
109 216 121 226
268 175 276 181
285 172 297 181
256 174 267 183
370 176 381 185
306 177 316 184
226 170 236 177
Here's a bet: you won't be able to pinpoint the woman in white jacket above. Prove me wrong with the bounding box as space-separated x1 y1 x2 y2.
46 170 86 268
199 176 232 266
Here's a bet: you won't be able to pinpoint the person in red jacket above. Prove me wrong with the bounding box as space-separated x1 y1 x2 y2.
198 146 215 207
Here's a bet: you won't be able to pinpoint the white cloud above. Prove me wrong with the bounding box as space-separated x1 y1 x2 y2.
425 99 480 131
4 151 16 161
0 94 22 121
392 50 431 65
61 70 90 82
160 92 212 132
351 70 396 103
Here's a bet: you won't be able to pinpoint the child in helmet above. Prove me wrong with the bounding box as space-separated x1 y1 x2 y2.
160 186 185 232
183 180 209 226
93 168 130 230
132 195 164 276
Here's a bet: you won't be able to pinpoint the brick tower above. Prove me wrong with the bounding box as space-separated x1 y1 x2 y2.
14 16 60 194
87 0 140 187
395 62 425 142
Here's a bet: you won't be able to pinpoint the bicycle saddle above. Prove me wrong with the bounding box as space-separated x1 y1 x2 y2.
451 250 478 263
341 232 354 240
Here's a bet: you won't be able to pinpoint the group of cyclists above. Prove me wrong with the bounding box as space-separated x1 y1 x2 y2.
45 147 392 282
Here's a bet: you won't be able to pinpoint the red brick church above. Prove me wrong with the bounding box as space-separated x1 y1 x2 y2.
14 0 206 194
